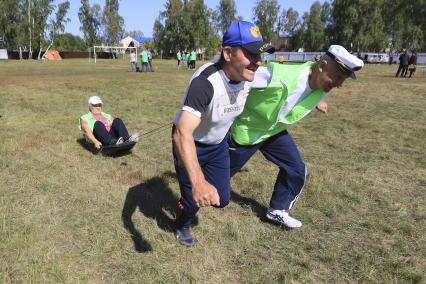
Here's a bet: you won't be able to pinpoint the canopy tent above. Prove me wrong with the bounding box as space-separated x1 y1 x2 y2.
43 50 62 60
120 36 140 49
118 36 154 49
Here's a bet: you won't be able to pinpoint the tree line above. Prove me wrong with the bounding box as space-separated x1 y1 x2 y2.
0 0 126 55
154 0 425 57
0 0 424 55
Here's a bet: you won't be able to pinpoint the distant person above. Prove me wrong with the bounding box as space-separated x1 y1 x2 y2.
408 51 417 78
140 49 149 72
181 51 186 67
130 51 137 72
395 50 408 77
177 50 182 69
186 51 191 69
278 55 285 64
264 53 269 64
79 96 139 149
147 49 154 72
190 50 196 69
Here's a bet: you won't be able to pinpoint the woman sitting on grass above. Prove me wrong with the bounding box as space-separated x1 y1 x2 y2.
79 96 139 149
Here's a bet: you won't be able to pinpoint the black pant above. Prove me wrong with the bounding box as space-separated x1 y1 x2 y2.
93 118 129 145
141 62 149 72
395 64 408 77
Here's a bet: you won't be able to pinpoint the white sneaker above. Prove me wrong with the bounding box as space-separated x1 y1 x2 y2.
115 137 124 145
128 133 140 142
266 208 302 228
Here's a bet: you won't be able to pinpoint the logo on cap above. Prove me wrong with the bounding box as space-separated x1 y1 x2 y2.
250 26 261 38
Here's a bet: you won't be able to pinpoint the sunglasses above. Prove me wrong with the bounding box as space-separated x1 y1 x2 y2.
91 104 102 107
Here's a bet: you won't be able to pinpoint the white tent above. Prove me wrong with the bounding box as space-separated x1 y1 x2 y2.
120 36 140 49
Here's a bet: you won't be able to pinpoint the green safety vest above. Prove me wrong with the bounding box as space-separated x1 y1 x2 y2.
231 61 327 145
140 51 148 62
190 51 196 60
177 52 182 60
79 112 113 143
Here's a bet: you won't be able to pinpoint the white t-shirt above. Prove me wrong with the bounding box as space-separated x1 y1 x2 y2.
176 62 255 144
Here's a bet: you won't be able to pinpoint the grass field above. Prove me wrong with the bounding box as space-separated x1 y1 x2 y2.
0 58 425 283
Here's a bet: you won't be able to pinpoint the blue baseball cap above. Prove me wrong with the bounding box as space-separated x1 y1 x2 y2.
222 21 275 55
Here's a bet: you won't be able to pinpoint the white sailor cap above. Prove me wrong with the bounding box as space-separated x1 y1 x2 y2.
326 45 364 79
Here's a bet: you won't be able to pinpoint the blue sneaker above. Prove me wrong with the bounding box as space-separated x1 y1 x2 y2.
176 223 195 246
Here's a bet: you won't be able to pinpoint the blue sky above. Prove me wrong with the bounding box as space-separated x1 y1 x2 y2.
59 0 325 37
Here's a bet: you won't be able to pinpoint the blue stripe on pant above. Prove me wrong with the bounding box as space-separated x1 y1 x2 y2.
229 130 306 210
173 133 231 224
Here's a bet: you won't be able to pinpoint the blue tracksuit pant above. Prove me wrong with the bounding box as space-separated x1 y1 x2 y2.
229 130 307 210
173 129 231 227
93 118 129 145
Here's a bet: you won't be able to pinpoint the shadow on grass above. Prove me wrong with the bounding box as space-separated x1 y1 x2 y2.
231 190 292 230
76 138 133 158
231 190 268 222
121 171 179 253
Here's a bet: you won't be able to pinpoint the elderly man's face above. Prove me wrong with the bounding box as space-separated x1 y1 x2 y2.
224 46 261 82
316 59 350 92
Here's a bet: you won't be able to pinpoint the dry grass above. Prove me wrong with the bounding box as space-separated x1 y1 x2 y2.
0 58 425 283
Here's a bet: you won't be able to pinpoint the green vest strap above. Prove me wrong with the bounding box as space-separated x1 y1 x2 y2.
232 62 327 145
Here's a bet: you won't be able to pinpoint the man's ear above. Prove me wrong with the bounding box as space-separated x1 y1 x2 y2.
222 46 232 62
318 59 327 72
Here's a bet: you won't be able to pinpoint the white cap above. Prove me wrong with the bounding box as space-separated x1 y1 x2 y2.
326 45 364 79
88 96 102 106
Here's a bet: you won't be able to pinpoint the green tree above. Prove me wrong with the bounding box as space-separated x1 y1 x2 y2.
332 0 387 51
303 2 325 51
44 1 70 54
78 0 100 47
252 0 280 43
278 8 299 37
102 0 124 45
382 0 425 51
152 16 165 52
187 0 211 49
0 0 22 50
320 1 333 48
30 0 54 54
52 33 86 51
292 12 309 51
214 0 238 35
161 0 186 51
124 30 144 38
153 0 221 58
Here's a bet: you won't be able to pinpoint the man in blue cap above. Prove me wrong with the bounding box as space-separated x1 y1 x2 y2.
172 21 274 246
229 45 364 228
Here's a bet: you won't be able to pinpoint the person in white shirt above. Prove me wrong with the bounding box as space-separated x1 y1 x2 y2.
172 21 274 246
130 51 137 72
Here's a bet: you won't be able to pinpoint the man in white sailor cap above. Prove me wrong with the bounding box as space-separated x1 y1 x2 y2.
229 45 364 228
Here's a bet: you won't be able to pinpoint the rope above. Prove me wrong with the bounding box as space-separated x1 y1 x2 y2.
138 122 173 138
